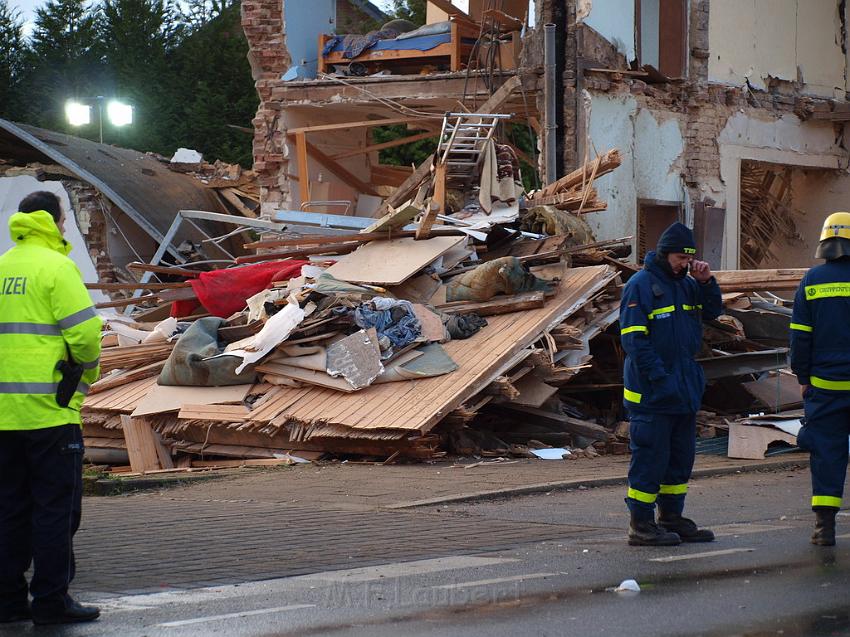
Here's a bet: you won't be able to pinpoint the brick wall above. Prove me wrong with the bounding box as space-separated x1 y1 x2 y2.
242 0 291 215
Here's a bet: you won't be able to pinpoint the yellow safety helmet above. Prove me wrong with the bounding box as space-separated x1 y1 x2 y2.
820 212 850 241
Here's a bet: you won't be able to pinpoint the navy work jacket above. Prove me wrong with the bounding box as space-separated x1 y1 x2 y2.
619 251 722 414
790 259 850 391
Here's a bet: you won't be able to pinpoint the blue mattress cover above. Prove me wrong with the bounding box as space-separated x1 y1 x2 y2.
325 32 452 57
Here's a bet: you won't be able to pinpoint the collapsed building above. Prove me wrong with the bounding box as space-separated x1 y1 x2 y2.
241 0 850 268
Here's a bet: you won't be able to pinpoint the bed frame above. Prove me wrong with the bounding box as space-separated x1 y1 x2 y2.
318 19 480 74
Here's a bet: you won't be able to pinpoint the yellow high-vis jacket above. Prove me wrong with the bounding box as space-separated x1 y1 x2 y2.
0 210 101 429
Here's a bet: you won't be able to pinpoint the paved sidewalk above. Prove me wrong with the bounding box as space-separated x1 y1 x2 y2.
151 451 810 510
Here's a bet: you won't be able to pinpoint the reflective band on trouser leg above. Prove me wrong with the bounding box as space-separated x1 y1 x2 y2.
648 305 676 319
623 388 641 403
627 487 657 504
620 325 648 335
810 376 850 391
659 483 688 495
812 495 842 508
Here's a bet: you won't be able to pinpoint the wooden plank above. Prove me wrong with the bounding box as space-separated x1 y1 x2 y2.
244 228 462 251
476 75 522 114
508 375 558 408
234 241 361 264
120 415 164 473
178 404 251 421
89 360 165 395
416 163 446 240
436 291 546 316
288 117 434 135
500 404 609 440
86 282 191 291
296 137 380 197
383 155 434 212
256 363 356 392
332 131 438 160
295 131 310 204
714 268 806 292
131 384 253 417
325 235 467 286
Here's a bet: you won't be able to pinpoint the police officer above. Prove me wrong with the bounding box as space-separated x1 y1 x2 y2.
790 212 850 546
619 222 723 545
0 191 102 625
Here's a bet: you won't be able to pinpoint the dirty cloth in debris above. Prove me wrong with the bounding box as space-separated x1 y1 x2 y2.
354 298 421 356
310 273 381 300
521 205 596 242
173 260 307 319
373 343 458 383
159 317 257 387
443 312 488 339
446 256 555 303
479 140 523 213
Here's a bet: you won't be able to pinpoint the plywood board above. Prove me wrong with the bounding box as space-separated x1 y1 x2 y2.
83 376 159 413
131 383 253 417
245 265 616 435
510 375 558 408
325 236 467 285
177 404 252 422
388 274 442 304
412 304 447 342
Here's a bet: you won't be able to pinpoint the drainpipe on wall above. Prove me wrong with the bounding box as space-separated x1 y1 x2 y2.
544 23 558 185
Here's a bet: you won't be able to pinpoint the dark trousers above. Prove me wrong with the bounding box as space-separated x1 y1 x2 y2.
799 388 850 508
0 424 83 614
626 412 696 520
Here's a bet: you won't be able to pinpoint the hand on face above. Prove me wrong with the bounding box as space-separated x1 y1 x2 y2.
689 259 712 282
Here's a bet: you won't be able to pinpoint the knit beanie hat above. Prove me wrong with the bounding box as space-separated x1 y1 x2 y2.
657 222 696 255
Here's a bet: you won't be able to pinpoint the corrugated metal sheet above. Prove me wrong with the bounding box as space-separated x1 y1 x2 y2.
0 119 226 254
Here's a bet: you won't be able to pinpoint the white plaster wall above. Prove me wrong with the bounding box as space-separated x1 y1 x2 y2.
582 0 637 63
586 94 686 258
708 0 845 97
0 175 107 304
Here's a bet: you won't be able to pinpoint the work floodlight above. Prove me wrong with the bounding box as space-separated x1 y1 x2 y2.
65 101 91 127
107 101 133 127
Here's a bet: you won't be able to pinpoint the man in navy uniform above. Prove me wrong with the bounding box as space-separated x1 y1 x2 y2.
790 211 850 546
618 222 723 545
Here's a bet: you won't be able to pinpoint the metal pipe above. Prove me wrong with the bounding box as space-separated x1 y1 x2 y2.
543 23 558 185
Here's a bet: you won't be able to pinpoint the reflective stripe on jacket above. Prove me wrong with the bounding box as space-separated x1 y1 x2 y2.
790 259 850 390
619 251 722 414
0 210 101 429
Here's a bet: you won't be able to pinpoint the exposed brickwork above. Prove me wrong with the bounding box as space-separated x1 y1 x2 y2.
242 0 291 214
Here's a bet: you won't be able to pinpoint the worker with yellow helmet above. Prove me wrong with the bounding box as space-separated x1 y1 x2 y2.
790 211 850 546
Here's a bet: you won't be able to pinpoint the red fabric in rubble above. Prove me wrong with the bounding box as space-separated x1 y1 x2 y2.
171 260 307 318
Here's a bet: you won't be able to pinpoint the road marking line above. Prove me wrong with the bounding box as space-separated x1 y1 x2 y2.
155 604 315 627
97 556 518 610
298 556 518 583
649 548 755 563
712 523 793 537
432 572 558 590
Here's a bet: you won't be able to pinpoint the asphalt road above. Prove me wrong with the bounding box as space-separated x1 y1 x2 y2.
3 466 849 636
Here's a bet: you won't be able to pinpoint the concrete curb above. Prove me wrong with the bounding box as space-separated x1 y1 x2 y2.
384 456 810 509
83 472 224 496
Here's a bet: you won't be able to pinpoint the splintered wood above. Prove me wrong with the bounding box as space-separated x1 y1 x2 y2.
527 149 621 213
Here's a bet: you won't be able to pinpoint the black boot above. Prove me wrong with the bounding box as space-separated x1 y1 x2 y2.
658 512 715 543
628 513 681 546
31 596 100 626
812 507 837 546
